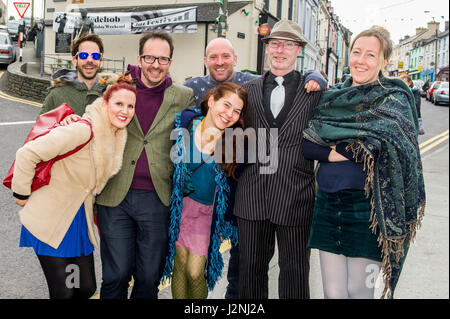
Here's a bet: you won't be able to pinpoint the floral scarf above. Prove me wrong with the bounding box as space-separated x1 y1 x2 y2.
303 74 426 298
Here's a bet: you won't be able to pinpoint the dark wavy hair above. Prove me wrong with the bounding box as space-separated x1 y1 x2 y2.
198 82 249 180
139 30 174 58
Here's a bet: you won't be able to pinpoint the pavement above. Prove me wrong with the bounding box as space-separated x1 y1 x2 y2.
2 43 449 300
17 41 46 79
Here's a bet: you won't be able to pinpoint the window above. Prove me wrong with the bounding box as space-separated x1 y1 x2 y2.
305 5 311 40
311 7 317 44
277 0 282 18
0 34 8 45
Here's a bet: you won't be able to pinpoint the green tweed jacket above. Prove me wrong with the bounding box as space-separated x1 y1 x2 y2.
95 83 195 207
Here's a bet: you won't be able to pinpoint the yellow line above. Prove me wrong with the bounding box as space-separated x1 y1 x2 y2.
419 129 449 148
0 72 42 107
420 134 449 154
0 90 42 107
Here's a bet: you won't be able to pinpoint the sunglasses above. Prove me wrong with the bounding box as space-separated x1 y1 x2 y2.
76 52 103 60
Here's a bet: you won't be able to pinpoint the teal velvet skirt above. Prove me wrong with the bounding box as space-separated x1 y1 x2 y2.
308 189 382 262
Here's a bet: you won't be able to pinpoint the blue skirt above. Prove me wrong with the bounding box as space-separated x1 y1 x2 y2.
20 204 94 257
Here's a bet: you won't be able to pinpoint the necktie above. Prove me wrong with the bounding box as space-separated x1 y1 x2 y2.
270 76 285 118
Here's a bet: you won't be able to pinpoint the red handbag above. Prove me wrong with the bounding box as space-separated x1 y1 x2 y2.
3 103 93 192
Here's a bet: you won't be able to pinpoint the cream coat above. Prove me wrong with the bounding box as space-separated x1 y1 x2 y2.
12 97 127 249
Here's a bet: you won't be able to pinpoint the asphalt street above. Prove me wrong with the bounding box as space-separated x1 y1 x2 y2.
0 44 448 300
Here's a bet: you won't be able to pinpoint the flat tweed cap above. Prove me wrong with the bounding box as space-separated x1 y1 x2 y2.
263 19 307 46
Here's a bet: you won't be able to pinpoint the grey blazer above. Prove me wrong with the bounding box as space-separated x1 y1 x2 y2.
234 71 322 226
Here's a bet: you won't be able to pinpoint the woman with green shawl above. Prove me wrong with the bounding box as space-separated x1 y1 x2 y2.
303 26 425 299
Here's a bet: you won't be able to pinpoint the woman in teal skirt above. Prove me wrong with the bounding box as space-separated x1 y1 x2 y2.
303 26 425 299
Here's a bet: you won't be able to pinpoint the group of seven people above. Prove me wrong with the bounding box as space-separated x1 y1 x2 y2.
10 19 425 300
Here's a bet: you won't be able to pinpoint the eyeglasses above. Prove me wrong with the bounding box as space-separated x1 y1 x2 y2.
267 40 299 50
140 55 171 65
76 52 103 60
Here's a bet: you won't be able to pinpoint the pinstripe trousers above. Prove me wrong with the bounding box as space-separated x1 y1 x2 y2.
237 217 312 299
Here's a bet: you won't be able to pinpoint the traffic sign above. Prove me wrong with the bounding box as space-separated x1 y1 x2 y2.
13 2 31 19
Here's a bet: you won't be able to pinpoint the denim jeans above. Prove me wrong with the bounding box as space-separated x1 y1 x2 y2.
97 189 169 299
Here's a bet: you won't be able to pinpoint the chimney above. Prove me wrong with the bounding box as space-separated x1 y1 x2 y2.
416 27 426 35
427 21 440 33
446 21 449 31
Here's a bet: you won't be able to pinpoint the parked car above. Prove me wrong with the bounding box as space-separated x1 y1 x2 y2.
432 82 449 105
0 32 17 65
6 21 20 42
412 80 424 97
426 81 442 101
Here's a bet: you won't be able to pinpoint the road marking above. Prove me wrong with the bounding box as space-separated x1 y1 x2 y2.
0 72 43 107
420 133 449 154
0 90 43 107
419 129 449 149
0 120 35 126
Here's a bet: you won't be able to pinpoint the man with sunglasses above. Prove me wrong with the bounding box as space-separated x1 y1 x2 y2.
40 34 110 116
95 30 195 299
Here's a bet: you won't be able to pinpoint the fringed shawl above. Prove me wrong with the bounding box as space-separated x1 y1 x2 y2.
303 74 426 298
161 108 238 291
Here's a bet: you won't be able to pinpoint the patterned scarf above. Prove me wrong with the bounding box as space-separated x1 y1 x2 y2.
303 74 426 298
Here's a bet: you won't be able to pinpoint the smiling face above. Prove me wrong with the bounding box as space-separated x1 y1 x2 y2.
72 40 103 81
138 37 172 88
103 89 136 131
349 36 386 86
265 39 302 77
204 92 244 131
204 38 237 83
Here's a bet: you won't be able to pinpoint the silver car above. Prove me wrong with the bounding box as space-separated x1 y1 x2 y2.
413 80 425 97
0 32 17 65
433 82 449 105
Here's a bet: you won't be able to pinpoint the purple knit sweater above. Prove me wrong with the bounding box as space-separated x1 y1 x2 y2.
127 64 173 190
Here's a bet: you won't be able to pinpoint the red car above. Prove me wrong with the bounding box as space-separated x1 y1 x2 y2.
426 81 442 102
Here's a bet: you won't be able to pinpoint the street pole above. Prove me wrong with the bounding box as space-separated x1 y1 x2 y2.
31 0 34 28
217 0 227 38
434 25 438 81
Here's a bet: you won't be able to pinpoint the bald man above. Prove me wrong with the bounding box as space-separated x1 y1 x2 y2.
185 38 326 107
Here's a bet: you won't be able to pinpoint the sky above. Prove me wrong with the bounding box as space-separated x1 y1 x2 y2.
2 0 449 45
331 0 449 44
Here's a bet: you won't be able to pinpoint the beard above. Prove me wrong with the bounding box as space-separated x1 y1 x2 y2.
76 63 100 81
210 68 234 83
141 67 167 88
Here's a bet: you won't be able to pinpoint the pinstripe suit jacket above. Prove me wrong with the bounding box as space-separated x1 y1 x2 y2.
234 71 322 226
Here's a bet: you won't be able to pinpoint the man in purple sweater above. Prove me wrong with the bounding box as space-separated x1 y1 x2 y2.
95 31 195 299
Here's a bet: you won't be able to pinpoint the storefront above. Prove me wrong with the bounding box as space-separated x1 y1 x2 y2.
437 66 449 81
420 68 435 82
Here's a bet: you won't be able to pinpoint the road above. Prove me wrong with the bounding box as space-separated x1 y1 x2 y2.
0 68 448 299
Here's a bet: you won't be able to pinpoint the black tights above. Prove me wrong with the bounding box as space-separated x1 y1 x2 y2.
37 253 96 299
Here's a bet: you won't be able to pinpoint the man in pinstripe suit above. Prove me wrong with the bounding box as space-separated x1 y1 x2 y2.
234 20 323 299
